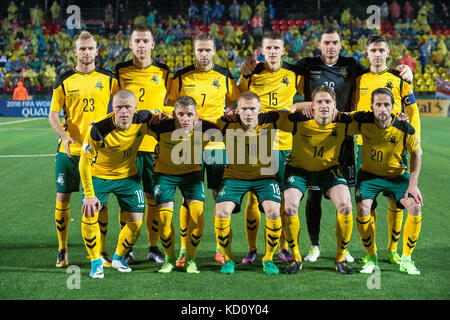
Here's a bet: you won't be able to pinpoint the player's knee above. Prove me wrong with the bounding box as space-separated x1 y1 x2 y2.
284 203 299 217
357 202 371 217
337 202 352 215
408 203 422 216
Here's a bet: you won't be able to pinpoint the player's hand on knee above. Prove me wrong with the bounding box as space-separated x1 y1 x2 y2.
82 197 101 218
240 59 256 75
395 64 413 82
405 186 423 207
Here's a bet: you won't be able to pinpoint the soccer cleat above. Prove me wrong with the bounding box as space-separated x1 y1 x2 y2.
345 250 355 263
176 249 186 267
147 246 165 264
56 249 69 268
241 249 258 264
359 254 368 264
215 249 225 264
400 256 420 275
112 253 132 272
278 249 293 263
262 260 280 275
360 254 379 274
335 260 354 274
124 248 135 265
284 260 303 274
89 258 104 279
101 252 112 268
158 256 176 274
220 260 236 274
184 258 200 274
304 245 320 262
386 250 401 265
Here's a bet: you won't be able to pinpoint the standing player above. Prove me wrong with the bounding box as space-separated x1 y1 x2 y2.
115 23 172 265
354 88 422 275
49 31 119 268
241 27 413 262
167 33 240 265
353 35 421 265
237 31 303 265
277 86 356 274
79 89 161 278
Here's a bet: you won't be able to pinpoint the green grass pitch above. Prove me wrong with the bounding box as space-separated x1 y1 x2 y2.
0 116 449 300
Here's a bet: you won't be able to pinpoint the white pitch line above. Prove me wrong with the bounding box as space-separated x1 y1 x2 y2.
0 154 55 158
0 118 42 126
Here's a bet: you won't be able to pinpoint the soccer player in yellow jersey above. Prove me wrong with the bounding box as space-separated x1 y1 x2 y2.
354 88 423 275
150 96 217 274
353 35 421 265
277 86 356 274
79 89 161 278
115 23 172 265
49 31 119 268
167 33 240 265
237 31 303 265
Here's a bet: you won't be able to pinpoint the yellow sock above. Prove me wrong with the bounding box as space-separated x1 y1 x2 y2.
145 198 159 247
81 212 101 261
387 202 403 252
335 212 353 262
98 206 108 253
186 201 204 257
179 201 189 249
356 214 377 255
55 199 70 251
370 208 377 224
262 218 282 261
158 207 175 256
215 217 234 260
244 192 260 251
284 215 302 261
402 214 422 256
119 209 126 230
115 220 143 257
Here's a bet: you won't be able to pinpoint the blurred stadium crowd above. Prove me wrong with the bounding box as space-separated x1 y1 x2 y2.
0 0 448 97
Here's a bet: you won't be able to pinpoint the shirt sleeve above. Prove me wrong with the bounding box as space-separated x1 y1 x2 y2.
79 125 99 198
166 73 180 106
402 83 421 142
49 82 65 112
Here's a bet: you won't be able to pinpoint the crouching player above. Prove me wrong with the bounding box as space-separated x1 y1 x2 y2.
79 89 161 278
355 88 423 275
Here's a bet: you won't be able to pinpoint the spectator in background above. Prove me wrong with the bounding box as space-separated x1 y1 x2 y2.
240 1 252 25
105 4 114 25
18 1 29 22
340 8 351 26
389 0 401 24
403 1 414 22
229 0 240 25
380 2 389 23
146 10 156 27
7 1 18 21
268 3 275 20
211 1 225 23
202 0 212 26
399 53 417 72
50 1 61 23
188 2 199 24
255 1 267 21
13 81 28 100
144 1 154 16
31 4 44 27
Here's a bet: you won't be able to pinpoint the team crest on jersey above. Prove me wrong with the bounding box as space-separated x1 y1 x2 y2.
331 129 338 137
151 74 160 84
281 76 290 87
57 173 65 186
339 67 348 78
95 80 103 91
212 78 220 89
388 135 399 145
385 80 394 90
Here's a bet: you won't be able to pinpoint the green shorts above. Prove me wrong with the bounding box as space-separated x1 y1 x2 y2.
203 148 226 190
82 174 145 213
153 171 205 205
136 151 155 195
55 152 80 193
283 165 348 198
276 150 290 186
215 178 282 213
355 169 411 209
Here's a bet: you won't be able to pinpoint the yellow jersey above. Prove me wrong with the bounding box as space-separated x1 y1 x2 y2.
167 64 240 149
276 111 357 172
238 61 302 150
352 111 420 177
50 67 119 156
80 110 159 198
115 59 172 152
353 67 421 145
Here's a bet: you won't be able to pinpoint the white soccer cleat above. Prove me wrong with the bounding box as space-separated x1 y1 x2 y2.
345 250 355 263
112 254 132 272
304 245 320 262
